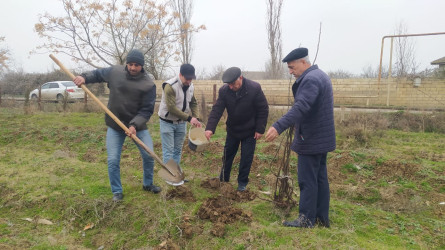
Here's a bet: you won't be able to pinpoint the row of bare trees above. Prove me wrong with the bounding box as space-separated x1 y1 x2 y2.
2 0 442 86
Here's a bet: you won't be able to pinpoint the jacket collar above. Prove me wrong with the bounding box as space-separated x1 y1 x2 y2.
176 75 192 91
292 65 319 97
231 78 248 99
296 65 318 85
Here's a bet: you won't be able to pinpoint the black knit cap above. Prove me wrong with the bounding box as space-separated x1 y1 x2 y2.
222 67 242 83
180 64 196 80
282 47 308 62
126 49 145 66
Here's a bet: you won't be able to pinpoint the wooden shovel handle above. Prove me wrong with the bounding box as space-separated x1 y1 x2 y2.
49 54 174 176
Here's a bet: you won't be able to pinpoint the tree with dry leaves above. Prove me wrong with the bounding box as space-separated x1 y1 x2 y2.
265 0 284 79
34 0 199 79
0 36 10 74
170 0 205 64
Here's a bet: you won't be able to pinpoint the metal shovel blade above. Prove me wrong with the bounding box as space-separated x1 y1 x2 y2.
157 159 185 186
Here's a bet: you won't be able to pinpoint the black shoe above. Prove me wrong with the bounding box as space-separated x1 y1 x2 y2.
315 218 330 228
283 216 314 228
237 185 246 192
112 193 123 201
143 184 161 194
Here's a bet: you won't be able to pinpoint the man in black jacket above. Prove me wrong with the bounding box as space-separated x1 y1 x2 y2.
73 49 161 201
205 67 269 191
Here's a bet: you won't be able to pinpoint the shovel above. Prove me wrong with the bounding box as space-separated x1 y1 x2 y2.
49 54 184 186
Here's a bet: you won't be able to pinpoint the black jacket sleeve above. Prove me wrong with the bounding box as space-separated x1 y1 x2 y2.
129 84 156 129
254 87 269 134
205 87 226 134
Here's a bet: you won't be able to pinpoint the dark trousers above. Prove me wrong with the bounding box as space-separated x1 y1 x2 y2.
220 133 256 187
297 153 330 225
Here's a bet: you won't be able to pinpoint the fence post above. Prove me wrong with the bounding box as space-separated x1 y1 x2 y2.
38 86 42 111
213 84 217 104
84 91 88 111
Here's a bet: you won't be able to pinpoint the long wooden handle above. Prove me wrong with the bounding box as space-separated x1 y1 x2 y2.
49 54 173 175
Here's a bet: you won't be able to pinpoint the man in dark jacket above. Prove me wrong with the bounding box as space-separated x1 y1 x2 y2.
265 48 336 228
73 49 161 201
205 67 269 191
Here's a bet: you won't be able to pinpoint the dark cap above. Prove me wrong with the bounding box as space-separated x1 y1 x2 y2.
282 47 308 63
180 64 196 80
222 67 242 83
126 49 144 66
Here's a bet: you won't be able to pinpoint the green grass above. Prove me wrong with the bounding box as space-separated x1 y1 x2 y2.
1 107 444 249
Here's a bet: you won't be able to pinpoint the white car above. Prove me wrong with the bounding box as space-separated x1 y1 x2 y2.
29 81 85 102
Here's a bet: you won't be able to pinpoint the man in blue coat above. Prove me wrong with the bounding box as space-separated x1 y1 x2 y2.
265 47 336 228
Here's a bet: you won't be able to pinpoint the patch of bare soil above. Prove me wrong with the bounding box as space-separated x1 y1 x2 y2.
200 177 221 189
81 148 103 162
210 222 226 237
201 178 256 202
165 185 196 202
374 159 421 181
179 221 203 239
197 196 252 222
328 152 355 183
179 222 193 239
198 178 255 237
154 239 180 250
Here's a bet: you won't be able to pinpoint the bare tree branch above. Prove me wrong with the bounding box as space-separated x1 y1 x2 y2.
34 0 202 79
393 21 418 78
170 0 205 64
265 0 284 79
313 22 322 65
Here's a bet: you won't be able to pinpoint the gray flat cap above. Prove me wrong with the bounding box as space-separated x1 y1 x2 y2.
222 67 242 83
282 47 308 62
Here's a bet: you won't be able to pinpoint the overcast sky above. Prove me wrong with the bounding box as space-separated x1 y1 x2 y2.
1 0 445 76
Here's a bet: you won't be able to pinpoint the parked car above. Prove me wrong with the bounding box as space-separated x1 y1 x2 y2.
29 81 85 102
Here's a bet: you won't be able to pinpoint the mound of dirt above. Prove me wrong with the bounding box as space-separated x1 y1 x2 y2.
374 159 421 181
155 239 180 250
196 178 256 237
165 185 196 202
201 178 257 202
179 221 203 239
210 222 226 237
200 178 221 189
197 196 252 224
179 222 194 239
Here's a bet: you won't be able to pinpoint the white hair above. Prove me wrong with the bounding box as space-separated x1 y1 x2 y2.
300 56 311 65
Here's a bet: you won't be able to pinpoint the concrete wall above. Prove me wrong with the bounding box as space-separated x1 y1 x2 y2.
154 78 445 110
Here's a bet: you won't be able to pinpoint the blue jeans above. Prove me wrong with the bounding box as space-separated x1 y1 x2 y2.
297 153 330 225
106 127 155 194
159 120 186 165
220 133 256 187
